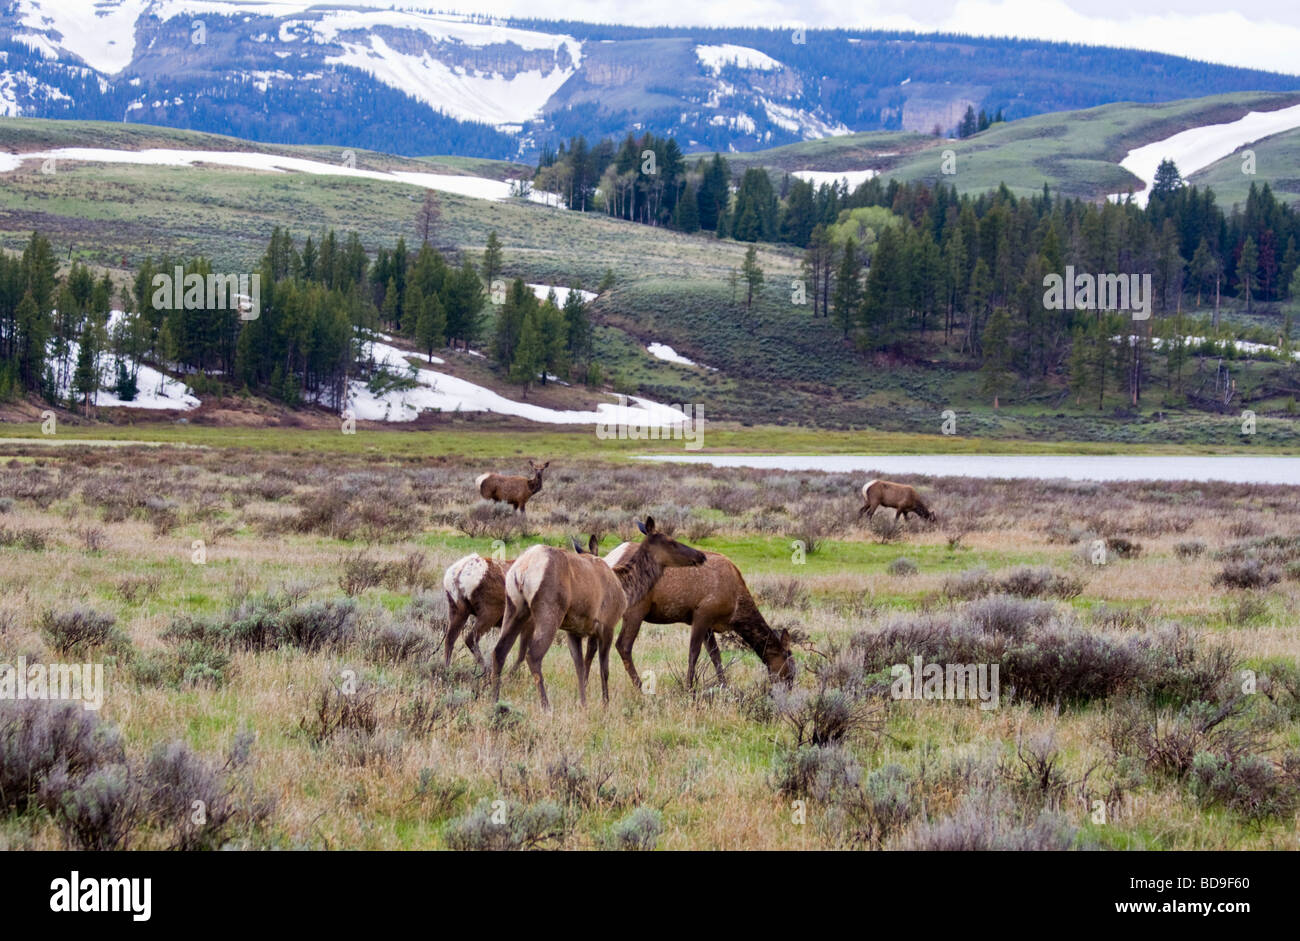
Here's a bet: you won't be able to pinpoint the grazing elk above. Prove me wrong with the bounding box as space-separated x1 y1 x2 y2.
858 479 936 523
476 460 550 513
600 542 795 689
490 517 705 709
442 553 513 668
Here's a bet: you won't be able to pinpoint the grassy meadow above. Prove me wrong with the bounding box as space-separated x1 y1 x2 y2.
2 430 1299 850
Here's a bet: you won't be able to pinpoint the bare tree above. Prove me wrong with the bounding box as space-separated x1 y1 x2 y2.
416 190 442 245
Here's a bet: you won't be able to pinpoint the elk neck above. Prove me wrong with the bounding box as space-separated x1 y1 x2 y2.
611 544 663 608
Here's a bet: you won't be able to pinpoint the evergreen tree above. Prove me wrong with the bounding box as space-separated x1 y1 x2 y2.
831 238 862 338
72 321 99 413
674 182 701 233
1237 235 1258 313
482 231 503 285
416 292 445 361
510 308 544 394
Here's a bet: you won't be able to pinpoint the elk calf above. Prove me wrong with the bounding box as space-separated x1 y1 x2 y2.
476 459 550 513
858 479 935 523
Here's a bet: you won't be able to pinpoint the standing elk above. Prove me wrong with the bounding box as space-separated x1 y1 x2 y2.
858 479 936 523
490 517 705 709
476 460 550 513
442 553 513 668
599 542 795 689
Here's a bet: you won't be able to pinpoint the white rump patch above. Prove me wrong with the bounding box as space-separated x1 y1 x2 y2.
475 472 491 489
602 542 635 568
445 554 489 602
863 479 879 497
507 546 551 605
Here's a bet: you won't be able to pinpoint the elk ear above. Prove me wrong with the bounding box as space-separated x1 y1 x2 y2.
527 459 536 469
641 516 656 534
542 461 551 470
779 628 791 649
588 535 599 555
571 537 584 554
635 519 647 535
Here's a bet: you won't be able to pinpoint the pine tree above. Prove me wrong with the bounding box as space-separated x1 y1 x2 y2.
674 182 701 233
831 238 862 338
72 321 99 413
416 292 445 361
482 231 503 285
1238 236 1258 313
509 309 544 394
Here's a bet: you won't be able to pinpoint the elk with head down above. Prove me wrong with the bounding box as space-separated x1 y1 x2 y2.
476 460 550 513
857 479 936 524
597 542 795 689
490 517 706 709
442 553 513 668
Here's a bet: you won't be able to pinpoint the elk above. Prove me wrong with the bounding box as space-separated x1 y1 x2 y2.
600 542 795 689
490 517 705 709
476 460 550 513
858 479 935 523
442 553 512 668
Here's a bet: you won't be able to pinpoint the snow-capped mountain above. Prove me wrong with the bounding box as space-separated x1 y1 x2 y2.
2 1 1297 159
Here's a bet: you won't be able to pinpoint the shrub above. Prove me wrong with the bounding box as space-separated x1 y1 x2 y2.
340 553 384 596
772 744 861 800
604 807 663 851
0 700 125 814
1174 540 1206 559
1213 559 1280 590
48 763 139 850
1188 751 1299 823
891 787 1079 850
0 526 50 550
997 566 1083 600
39 606 125 654
444 799 565 850
888 557 917 577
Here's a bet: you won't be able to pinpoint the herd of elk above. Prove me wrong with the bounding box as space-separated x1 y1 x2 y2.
490 517 706 709
441 471 934 708
476 460 550 513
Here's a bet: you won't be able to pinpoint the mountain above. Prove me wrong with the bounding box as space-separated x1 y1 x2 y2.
2 1 1298 159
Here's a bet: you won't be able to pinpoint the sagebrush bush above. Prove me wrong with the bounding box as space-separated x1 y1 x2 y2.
38 606 125 654
892 788 1080 850
888 557 917 577
1188 751 1299 823
1213 559 1280 590
444 799 565 850
604 807 663 851
0 700 125 815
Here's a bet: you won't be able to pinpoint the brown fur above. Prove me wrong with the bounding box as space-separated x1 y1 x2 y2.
477 459 550 513
858 479 935 523
443 555 512 668
490 517 705 709
603 546 795 689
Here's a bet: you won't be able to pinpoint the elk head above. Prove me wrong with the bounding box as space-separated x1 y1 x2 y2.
765 628 796 686
527 460 551 494
635 516 706 569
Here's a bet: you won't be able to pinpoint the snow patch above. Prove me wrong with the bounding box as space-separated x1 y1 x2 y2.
792 169 878 189
696 44 783 74
349 337 690 426
527 284 597 305
1112 103 1300 208
0 147 561 206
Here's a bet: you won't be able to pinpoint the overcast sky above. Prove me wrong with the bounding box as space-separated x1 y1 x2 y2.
433 0 1300 75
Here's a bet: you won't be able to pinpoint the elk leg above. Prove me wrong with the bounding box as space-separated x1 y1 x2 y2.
566 633 587 706
445 596 470 668
686 621 710 690
704 630 726 685
584 635 598 679
615 614 644 689
597 626 612 705
527 632 550 712
491 599 527 701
